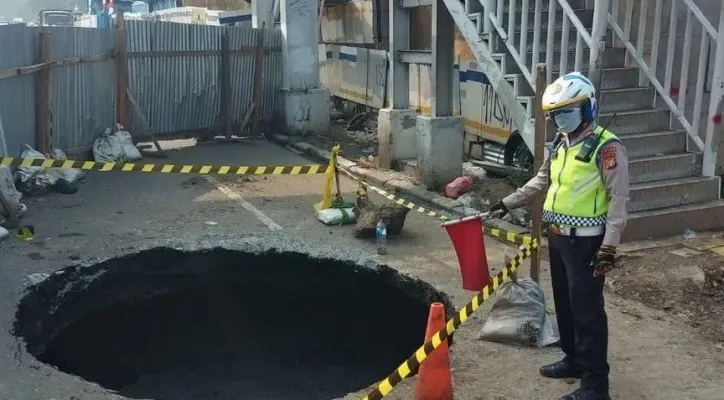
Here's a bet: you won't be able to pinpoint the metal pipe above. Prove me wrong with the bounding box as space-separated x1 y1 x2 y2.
702 3 724 177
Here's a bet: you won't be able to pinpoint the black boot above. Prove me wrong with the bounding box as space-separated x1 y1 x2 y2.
560 387 611 400
540 359 583 379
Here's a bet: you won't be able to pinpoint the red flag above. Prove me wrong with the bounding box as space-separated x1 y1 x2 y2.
443 215 489 291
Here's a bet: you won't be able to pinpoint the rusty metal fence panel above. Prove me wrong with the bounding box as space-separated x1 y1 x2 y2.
126 20 282 136
48 26 117 152
0 24 38 156
126 20 222 135
228 25 284 132
0 22 283 153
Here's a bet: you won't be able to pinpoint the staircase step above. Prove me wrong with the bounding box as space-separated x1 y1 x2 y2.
600 108 671 135
624 199 724 241
504 73 535 96
504 67 638 97
618 131 687 158
499 29 613 52
501 47 626 75
599 67 639 89
599 87 654 113
501 8 594 31
630 177 720 213
629 153 702 183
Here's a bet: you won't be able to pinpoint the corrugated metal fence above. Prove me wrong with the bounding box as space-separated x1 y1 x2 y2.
50 27 117 151
0 22 282 157
0 24 38 156
125 20 283 137
0 25 116 156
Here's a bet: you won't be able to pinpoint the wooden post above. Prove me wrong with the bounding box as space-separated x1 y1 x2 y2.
115 12 130 129
250 22 266 136
35 30 52 154
530 63 548 283
126 89 166 158
220 30 231 139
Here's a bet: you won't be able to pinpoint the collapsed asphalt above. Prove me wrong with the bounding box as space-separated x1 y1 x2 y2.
13 246 454 400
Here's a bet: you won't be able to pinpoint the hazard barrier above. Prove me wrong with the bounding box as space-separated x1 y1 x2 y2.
361 239 539 400
337 166 534 247
0 157 326 175
333 165 541 400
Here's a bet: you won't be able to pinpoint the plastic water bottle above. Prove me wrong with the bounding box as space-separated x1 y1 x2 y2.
376 219 387 255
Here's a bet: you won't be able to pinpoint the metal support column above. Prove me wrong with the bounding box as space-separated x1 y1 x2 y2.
431 0 455 116
389 0 411 108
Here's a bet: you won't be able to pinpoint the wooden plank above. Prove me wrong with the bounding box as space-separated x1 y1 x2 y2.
116 12 131 128
35 30 52 154
530 63 548 283
0 53 113 81
126 89 166 158
220 31 231 139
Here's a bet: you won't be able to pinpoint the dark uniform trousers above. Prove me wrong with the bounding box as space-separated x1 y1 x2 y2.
548 232 610 392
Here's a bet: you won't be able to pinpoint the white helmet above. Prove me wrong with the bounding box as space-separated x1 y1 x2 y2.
542 72 598 127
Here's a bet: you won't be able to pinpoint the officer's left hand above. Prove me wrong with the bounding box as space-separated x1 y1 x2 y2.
593 245 616 277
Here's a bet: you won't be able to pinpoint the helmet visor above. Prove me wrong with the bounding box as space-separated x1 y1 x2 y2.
549 105 583 133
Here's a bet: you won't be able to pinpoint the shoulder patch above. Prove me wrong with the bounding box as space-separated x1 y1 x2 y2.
600 146 617 170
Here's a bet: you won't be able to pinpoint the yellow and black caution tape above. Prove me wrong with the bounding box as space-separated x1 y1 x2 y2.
334 160 541 399
0 157 326 175
338 167 534 247
361 239 539 400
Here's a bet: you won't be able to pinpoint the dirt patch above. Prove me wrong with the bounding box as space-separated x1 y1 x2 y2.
468 178 518 211
301 118 378 162
608 245 724 342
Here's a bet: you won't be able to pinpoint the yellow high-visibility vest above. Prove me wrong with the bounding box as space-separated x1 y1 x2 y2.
542 127 619 227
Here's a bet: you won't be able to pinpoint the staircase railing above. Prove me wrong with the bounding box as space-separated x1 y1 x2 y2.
442 0 536 152
480 0 607 92
605 0 724 177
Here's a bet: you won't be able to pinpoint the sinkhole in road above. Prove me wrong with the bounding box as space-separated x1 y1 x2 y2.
14 247 453 400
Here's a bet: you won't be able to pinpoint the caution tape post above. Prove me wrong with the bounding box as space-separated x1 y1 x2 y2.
337 165 534 247
361 239 539 400
334 165 539 400
0 157 326 175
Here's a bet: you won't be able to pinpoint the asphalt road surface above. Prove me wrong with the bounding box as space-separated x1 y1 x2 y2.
1 140 723 400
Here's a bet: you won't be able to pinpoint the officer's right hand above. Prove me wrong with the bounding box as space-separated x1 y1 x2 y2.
489 200 508 218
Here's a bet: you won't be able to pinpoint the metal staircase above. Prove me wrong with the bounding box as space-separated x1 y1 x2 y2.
449 0 724 241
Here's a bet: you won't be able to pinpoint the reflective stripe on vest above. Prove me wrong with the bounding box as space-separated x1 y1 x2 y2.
542 127 619 227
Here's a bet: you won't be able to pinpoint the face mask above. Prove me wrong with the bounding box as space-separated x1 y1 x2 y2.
551 106 583 134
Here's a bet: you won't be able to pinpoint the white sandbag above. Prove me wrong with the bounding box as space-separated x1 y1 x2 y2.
0 165 22 220
14 145 85 196
44 148 86 184
93 127 142 163
15 145 55 196
477 277 560 347
316 207 356 225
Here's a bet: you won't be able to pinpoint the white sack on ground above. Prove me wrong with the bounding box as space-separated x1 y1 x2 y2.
93 127 142 163
477 277 560 347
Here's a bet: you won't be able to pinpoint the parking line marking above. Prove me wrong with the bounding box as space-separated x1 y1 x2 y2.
203 176 283 231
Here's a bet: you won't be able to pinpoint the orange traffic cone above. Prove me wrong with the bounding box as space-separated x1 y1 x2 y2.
414 302 453 400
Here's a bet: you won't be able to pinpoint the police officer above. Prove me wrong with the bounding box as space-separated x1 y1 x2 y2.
490 72 629 400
